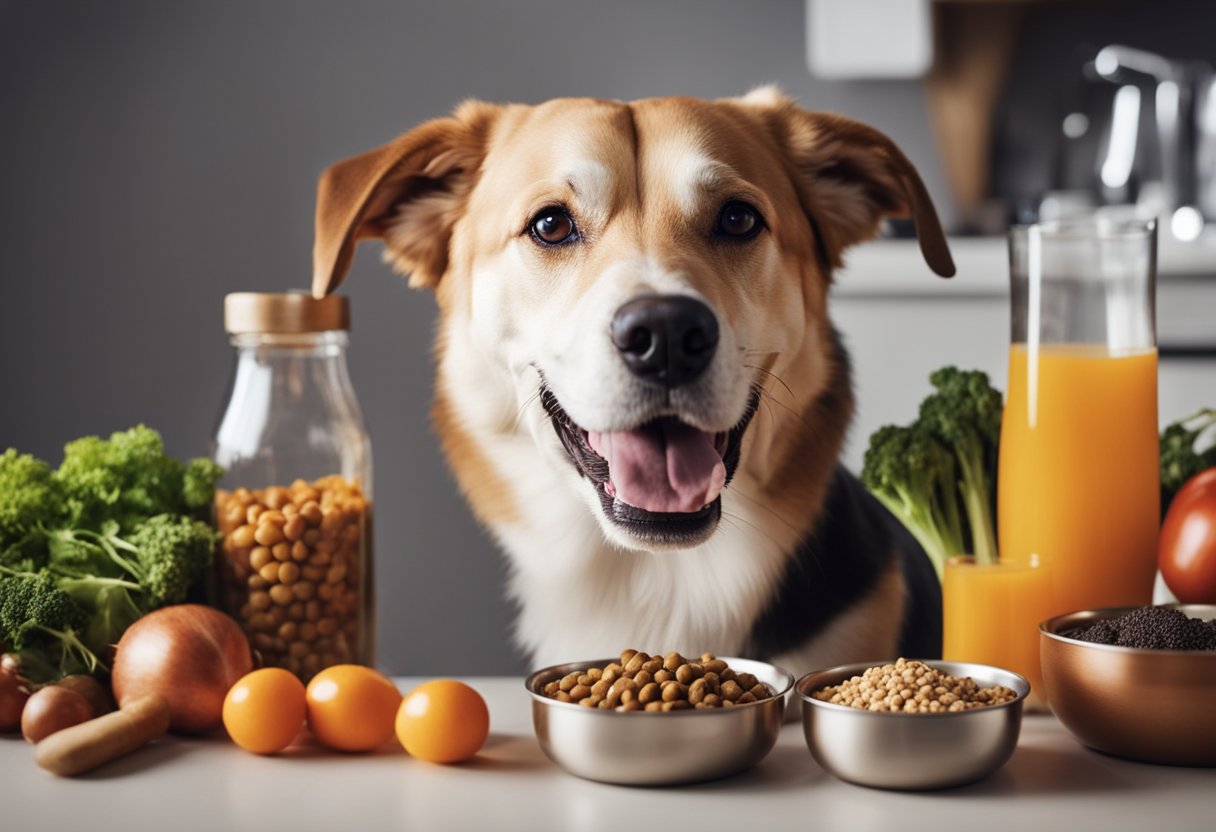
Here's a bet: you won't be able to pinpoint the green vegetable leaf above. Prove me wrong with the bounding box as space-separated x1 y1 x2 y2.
1161 408 1216 513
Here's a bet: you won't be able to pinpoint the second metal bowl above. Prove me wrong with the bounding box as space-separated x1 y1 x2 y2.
526 656 793 786
797 659 1029 790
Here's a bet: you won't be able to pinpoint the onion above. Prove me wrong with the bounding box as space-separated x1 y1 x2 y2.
56 674 114 717
1 669 31 731
112 605 253 734
22 685 92 743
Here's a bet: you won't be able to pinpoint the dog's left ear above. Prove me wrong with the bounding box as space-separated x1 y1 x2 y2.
742 88 955 278
312 100 501 297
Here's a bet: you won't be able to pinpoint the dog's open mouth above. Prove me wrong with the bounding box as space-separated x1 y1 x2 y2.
541 388 759 545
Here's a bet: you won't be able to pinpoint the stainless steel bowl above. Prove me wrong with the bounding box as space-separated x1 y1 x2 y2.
1040 605 1216 766
796 660 1029 790
526 656 793 785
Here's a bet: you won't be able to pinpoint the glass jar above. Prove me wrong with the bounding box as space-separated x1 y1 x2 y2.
211 292 373 680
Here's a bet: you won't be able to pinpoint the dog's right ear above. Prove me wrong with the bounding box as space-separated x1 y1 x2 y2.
312 101 501 297
737 87 954 279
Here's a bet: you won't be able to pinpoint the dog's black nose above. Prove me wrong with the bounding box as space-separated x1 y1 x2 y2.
611 295 719 387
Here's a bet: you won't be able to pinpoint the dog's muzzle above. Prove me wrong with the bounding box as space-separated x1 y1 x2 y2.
540 294 757 548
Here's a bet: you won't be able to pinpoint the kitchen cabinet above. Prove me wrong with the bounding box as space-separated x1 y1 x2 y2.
831 236 1216 473
4 676 1211 831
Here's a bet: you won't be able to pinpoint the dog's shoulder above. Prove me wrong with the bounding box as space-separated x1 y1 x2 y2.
743 465 942 661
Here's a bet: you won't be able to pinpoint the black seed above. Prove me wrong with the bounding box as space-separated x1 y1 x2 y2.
1070 606 1216 651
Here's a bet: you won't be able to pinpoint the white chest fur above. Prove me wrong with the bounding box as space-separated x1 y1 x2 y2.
484 421 796 667
438 331 903 677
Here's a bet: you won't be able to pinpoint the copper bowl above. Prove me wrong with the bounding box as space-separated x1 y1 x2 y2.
1040 605 1216 766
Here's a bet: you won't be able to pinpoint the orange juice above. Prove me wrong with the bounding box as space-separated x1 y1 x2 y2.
998 344 1159 612
942 556 1056 704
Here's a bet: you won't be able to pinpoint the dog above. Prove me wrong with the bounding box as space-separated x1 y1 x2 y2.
311 87 954 675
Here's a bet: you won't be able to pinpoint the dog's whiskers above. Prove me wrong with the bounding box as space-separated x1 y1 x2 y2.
754 385 814 433
744 363 798 406
728 486 803 538
719 508 786 553
512 389 543 432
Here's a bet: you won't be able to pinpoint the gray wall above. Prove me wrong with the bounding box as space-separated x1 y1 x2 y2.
0 0 1203 674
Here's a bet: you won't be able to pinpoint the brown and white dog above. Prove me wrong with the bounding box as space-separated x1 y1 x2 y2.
312 88 955 674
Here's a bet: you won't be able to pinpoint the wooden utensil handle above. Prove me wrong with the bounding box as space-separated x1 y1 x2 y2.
35 695 171 777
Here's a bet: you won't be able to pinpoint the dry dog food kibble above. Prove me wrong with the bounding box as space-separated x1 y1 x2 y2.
215 476 368 680
1070 605 1216 651
540 650 774 711
812 658 1018 713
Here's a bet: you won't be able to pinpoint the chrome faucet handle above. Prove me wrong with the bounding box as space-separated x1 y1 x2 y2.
1090 44 1196 228
1093 45 1184 84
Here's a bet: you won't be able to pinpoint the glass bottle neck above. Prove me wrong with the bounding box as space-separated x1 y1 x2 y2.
214 328 370 489
229 330 350 356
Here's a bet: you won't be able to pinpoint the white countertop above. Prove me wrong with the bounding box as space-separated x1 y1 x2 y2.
4 677 1213 831
834 233 1216 297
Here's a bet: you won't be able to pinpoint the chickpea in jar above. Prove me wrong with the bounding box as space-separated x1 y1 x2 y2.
216 475 369 680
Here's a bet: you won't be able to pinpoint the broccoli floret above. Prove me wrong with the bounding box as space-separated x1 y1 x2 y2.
861 424 965 580
53 425 220 531
1 427 223 678
1161 408 1216 512
0 572 103 681
55 425 187 530
124 514 218 608
182 458 224 511
917 367 1002 566
0 449 63 556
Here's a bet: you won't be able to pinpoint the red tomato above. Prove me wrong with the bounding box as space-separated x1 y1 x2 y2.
1159 467 1216 603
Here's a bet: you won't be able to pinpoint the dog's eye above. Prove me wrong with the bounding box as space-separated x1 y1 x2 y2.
530 208 578 245
716 201 762 239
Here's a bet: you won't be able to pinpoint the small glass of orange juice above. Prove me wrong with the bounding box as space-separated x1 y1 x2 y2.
942 556 1057 710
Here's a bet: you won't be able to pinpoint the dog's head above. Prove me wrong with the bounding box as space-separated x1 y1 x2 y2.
313 89 952 553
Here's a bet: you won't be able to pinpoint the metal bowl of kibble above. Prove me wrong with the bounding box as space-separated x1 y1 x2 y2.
1040 604 1216 766
525 651 793 786
796 658 1029 790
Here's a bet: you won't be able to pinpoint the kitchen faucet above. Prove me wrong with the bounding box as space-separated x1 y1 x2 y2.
1090 44 1205 240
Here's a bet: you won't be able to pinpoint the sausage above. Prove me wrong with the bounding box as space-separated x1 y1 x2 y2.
34 695 171 777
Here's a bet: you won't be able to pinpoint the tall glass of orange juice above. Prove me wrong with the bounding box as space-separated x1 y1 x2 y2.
999 218 1159 684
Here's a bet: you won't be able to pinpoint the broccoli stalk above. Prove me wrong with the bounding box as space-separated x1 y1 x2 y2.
917 367 1002 566
861 425 966 580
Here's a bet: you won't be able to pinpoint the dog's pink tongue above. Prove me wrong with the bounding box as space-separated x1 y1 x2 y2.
588 421 726 513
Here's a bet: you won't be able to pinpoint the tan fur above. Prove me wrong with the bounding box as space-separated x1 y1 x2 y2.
314 99 502 293
431 386 520 527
